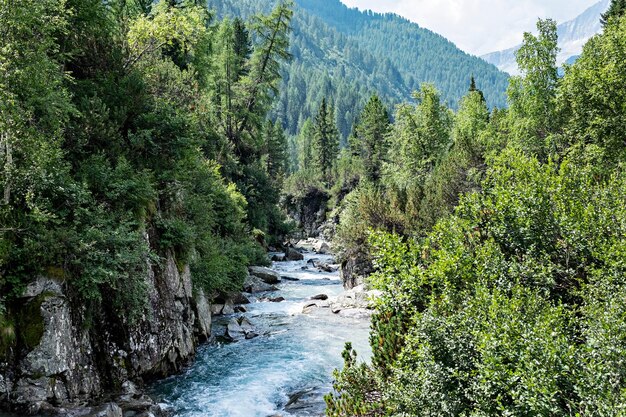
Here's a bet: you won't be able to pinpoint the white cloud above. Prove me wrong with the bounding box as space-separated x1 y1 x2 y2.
340 0 598 55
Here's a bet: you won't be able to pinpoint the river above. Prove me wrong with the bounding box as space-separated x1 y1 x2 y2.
149 251 372 417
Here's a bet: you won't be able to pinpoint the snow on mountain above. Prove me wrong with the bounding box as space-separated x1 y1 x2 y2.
481 0 610 75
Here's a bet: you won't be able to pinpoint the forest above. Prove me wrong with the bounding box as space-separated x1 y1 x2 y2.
1 0 626 415
314 3 626 415
0 0 292 342
209 0 510 142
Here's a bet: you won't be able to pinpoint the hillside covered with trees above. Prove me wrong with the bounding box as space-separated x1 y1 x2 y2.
209 0 510 142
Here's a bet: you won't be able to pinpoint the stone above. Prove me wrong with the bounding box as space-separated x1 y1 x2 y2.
269 297 285 303
21 276 63 298
330 286 381 316
234 306 247 313
210 304 224 315
121 381 139 397
285 248 304 261
315 242 331 254
4 237 209 414
86 403 123 417
229 292 251 305
248 266 281 284
225 317 258 341
221 299 235 315
280 276 300 282
149 403 175 417
340 255 372 290
302 303 318 314
193 289 212 340
243 275 279 293
310 294 328 301
271 253 286 262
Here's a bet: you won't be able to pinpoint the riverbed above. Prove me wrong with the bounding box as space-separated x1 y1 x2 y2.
150 251 372 417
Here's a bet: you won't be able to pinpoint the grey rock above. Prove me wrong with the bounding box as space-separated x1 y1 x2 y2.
271 253 286 262
225 317 258 341
338 308 374 319
149 403 175 417
302 303 318 314
330 286 381 316
86 403 123 417
269 297 285 303
5 239 213 413
210 304 224 315
121 381 139 397
340 255 372 290
280 276 300 282
229 292 251 305
21 276 63 298
315 242 331 254
243 275 279 293
248 266 281 284
194 289 212 340
310 294 328 301
221 299 235 315
285 248 304 261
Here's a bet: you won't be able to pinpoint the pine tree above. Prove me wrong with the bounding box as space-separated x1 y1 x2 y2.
350 95 391 183
469 75 486 103
601 0 626 26
313 98 339 185
264 120 288 181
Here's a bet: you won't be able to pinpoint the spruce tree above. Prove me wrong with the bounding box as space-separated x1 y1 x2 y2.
313 98 339 185
350 95 391 183
469 75 486 103
601 0 626 26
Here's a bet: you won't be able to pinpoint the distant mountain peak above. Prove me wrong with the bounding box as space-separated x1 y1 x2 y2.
482 0 610 75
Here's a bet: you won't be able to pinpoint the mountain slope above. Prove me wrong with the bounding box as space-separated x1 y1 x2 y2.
209 0 510 140
482 0 609 75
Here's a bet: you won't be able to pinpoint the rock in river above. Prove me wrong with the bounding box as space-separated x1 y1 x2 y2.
248 266 281 284
285 248 304 261
225 317 258 341
243 275 279 293
310 294 328 301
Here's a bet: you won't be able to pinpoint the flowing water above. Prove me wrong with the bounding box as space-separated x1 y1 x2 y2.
150 252 372 417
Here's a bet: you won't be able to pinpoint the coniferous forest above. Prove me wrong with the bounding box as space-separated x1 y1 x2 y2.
1 0 626 415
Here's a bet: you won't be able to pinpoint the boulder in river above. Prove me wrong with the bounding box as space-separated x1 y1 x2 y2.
310 294 328 301
285 248 304 261
243 275 279 293
302 303 318 314
248 266 281 284
225 317 258 341
330 285 381 314
269 297 285 303
271 253 286 262
281 275 300 282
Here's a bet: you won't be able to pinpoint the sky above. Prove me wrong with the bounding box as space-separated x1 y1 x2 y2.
339 0 598 56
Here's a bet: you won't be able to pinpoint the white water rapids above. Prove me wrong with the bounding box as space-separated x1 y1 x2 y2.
150 251 372 417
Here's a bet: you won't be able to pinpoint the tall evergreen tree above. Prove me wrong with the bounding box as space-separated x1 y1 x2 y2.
601 0 626 26
313 98 339 185
350 95 391 183
296 118 315 172
469 75 486 103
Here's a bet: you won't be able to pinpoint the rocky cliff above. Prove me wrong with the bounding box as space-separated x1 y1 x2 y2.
0 238 212 415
